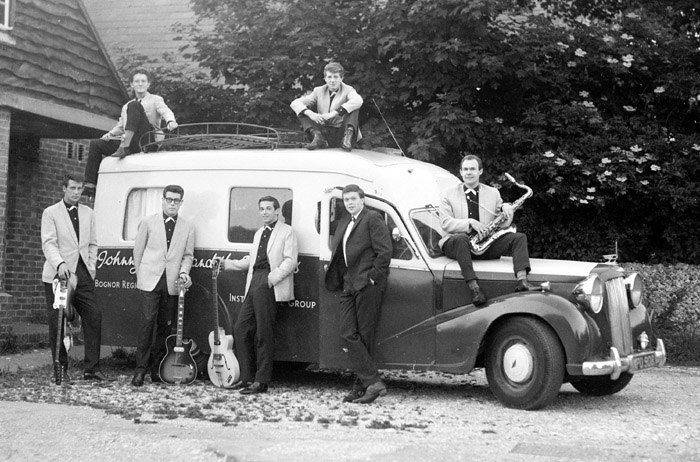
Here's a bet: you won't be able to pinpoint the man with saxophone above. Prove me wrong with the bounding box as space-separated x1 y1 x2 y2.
439 155 536 306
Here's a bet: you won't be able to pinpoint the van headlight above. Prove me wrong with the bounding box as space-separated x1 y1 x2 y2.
573 274 604 314
625 273 644 309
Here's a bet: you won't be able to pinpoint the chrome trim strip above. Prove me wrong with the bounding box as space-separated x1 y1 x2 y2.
581 339 666 377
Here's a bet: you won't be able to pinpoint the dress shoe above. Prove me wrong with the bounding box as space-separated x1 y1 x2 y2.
471 285 487 306
341 127 354 152
150 373 163 384
305 130 328 150
231 380 252 390
111 146 131 158
131 372 145 387
240 382 268 395
84 371 111 381
352 381 387 404
342 389 365 403
515 279 538 292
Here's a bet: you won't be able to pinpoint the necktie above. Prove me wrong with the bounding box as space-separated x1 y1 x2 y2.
329 92 337 112
342 216 356 265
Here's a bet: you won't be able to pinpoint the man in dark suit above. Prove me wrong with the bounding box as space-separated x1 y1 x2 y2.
325 184 392 404
41 173 108 382
439 155 536 306
131 185 195 386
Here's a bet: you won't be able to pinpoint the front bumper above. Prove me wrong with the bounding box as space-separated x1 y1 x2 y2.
581 339 666 380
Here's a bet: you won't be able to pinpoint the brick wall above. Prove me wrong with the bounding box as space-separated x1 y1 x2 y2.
0 108 10 343
2 135 90 328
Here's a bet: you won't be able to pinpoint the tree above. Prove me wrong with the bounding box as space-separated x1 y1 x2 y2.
178 0 700 263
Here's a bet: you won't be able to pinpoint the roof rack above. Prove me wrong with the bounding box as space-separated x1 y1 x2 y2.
139 123 307 152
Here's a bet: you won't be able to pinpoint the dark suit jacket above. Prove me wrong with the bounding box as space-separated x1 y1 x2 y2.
325 207 392 293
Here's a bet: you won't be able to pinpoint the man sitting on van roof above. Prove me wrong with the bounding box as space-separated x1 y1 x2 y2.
290 62 363 152
82 69 178 197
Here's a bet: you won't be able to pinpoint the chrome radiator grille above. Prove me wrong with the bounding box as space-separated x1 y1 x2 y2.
606 277 634 355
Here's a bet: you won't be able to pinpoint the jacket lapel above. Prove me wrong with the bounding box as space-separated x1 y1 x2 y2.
60 205 79 246
156 215 168 257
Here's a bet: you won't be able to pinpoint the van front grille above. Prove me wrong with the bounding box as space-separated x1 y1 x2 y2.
606 277 634 355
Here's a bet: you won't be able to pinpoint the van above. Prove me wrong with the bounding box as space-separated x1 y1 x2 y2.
93 123 665 409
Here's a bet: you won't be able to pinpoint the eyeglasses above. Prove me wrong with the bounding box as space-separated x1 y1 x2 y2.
163 197 182 205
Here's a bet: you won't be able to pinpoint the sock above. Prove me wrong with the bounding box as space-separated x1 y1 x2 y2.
516 270 527 281
467 279 479 290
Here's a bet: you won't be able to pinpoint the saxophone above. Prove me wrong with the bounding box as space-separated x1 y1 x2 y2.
469 173 533 255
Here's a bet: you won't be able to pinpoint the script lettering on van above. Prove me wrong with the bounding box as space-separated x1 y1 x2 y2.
97 250 135 274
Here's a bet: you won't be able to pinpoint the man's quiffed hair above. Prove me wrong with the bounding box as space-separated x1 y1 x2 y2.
258 196 280 209
324 62 345 78
62 173 85 188
342 184 365 198
163 184 185 198
130 69 150 82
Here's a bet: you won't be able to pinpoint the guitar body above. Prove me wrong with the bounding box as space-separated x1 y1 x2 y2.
207 328 240 388
159 334 198 385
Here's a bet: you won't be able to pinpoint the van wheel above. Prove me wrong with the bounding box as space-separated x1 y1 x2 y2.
485 317 565 410
570 373 633 396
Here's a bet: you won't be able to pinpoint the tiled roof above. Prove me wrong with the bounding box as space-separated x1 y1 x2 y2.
82 0 203 68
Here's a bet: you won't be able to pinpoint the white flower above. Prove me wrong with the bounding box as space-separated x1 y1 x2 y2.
570 195 578 201
579 199 589 204
623 62 632 68
603 35 614 43
692 144 700 151
587 187 596 193
555 158 566 166
543 150 555 158
494 117 503 124
556 42 569 50
567 61 577 68
586 195 595 200
616 176 627 182
640 180 649 186
582 101 595 108
610 146 621 152
575 48 587 57
572 159 582 165
630 145 642 152
622 54 634 62
621 33 633 40
651 164 661 171
474 116 483 124
579 91 590 98
623 105 636 112
607 57 619 64
555 176 564 182
604 170 613 176
601 157 612 164
654 86 665 94
547 188 556 194
582 169 593 176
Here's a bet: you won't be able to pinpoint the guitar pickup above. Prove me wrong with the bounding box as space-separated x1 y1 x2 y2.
174 347 185 353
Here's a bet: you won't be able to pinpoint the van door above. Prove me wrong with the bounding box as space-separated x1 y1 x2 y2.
318 189 436 371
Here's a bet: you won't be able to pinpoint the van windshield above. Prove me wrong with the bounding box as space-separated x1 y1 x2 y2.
410 207 446 258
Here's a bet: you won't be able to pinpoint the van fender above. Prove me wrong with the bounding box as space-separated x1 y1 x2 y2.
434 292 596 373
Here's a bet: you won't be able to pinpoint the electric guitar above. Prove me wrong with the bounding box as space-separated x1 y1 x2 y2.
159 279 198 385
207 258 240 387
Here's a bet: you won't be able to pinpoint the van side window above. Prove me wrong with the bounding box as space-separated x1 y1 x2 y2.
229 188 293 243
123 188 166 241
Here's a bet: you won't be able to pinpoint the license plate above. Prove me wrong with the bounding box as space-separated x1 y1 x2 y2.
630 352 657 372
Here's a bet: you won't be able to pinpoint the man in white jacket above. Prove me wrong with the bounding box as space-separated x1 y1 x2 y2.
219 196 298 394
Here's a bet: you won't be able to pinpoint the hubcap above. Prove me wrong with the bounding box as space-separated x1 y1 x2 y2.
503 343 534 383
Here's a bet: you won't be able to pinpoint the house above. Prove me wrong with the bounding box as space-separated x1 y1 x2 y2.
0 0 127 347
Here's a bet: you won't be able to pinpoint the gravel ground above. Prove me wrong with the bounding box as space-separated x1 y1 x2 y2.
1 352 699 461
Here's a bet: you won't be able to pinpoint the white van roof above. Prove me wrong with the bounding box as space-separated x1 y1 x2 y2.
99 147 460 209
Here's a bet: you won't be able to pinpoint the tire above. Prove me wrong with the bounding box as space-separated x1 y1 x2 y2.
485 317 565 410
570 372 633 396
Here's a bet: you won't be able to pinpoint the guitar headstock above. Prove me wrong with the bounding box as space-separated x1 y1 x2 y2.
212 257 224 278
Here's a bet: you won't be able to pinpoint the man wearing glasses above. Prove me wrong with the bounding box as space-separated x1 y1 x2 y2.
131 185 195 386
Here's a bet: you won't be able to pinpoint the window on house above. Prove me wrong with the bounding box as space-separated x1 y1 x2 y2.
0 0 14 30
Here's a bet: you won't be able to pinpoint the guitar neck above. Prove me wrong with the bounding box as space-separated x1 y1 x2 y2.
175 284 186 348
212 265 221 344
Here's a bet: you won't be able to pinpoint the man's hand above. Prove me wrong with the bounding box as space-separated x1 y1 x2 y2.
179 273 192 289
319 111 338 123
267 274 275 288
501 203 514 221
306 111 325 125
101 132 112 141
470 219 488 239
57 262 71 280
166 121 178 131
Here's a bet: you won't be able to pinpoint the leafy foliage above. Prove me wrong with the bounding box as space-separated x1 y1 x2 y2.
141 0 700 263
